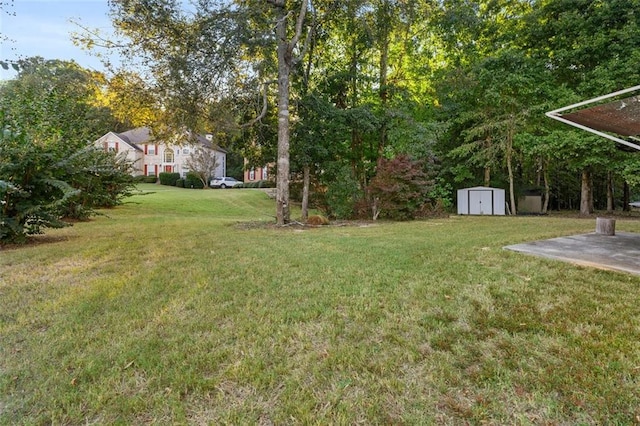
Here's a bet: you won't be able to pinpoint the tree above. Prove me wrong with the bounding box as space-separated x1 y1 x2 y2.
96 0 316 225
0 57 115 146
367 155 433 220
523 0 640 214
184 145 219 188
0 126 77 243
267 0 311 225
0 59 136 241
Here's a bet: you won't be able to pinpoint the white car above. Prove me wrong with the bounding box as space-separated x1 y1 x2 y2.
210 177 243 188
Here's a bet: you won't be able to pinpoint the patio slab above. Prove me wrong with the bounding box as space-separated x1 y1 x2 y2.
504 231 640 276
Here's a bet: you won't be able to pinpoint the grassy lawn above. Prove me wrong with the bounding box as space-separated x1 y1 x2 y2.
2 184 640 424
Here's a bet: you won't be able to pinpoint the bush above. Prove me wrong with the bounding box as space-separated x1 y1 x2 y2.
323 163 363 219
258 180 276 188
133 175 147 183
143 175 157 183
58 147 136 220
184 172 204 189
159 172 181 186
175 178 185 188
367 155 433 220
0 129 76 243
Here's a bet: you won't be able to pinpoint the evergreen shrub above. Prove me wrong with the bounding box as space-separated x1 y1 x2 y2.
159 172 180 186
185 172 204 189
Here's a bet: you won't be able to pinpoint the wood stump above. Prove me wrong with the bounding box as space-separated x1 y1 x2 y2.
595 217 616 236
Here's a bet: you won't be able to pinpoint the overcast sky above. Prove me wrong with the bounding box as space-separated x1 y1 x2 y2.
0 0 114 80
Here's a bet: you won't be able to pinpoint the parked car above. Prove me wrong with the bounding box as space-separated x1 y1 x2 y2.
210 177 243 188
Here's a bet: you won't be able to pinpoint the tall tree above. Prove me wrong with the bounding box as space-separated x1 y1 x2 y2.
99 0 315 225
524 0 640 214
0 57 115 146
267 0 310 224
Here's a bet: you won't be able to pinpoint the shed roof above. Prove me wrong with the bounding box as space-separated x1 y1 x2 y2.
546 85 640 151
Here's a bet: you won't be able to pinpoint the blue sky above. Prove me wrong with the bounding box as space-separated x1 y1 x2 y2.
0 0 114 79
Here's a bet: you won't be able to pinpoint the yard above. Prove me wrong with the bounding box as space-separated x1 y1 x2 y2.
1 185 640 424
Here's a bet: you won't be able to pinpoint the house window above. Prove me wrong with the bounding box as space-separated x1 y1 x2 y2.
249 168 255 181
262 166 268 180
183 148 190 155
147 145 156 155
164 149 174 163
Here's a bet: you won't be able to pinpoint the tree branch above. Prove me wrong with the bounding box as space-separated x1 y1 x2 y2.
289 0 308 51
241 80 277 128
295 0 316 65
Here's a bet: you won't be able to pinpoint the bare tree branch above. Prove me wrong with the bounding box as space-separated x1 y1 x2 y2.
289 0 308 51
294 0 316 66
240 79 277 128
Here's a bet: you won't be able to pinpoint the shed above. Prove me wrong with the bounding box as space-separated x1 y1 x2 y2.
457 186 506 215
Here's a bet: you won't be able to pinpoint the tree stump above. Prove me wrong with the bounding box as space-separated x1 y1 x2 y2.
596 217 616 236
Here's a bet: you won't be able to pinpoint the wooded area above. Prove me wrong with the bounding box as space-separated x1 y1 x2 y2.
4 0 640 227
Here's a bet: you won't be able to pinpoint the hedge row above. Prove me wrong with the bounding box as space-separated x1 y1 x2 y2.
159 172 180 186
133 175 158 183
241 180 275 188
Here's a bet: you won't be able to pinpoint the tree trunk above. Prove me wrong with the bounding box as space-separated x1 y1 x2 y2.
483 166 491 187
271 0 307 224
580 169 593 215
623 181 631 211
606 171 614 213
301 164 310 222
506 123 516 215
274 6 291 225
596 217 616 235
377 0 390 162
542 159 550 214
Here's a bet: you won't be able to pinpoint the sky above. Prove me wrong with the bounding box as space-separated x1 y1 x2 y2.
0 0 115 80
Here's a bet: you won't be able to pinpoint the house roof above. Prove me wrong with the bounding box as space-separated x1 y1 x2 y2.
111 127 227 153
117 127 153 146
546 85 640 151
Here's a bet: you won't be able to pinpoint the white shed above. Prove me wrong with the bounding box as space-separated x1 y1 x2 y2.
457 186 506 215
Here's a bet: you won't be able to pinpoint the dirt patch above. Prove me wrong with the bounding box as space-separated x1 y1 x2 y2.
0 235 71 251
234 219 379 231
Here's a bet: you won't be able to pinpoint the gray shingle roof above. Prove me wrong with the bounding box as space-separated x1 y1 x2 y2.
115 127 227 153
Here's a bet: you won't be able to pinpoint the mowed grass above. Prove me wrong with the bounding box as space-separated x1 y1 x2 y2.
2 184 640 424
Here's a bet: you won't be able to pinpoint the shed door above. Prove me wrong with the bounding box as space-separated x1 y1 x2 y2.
469 190 493 215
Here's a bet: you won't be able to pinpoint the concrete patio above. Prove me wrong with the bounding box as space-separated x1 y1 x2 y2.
504 231 640 276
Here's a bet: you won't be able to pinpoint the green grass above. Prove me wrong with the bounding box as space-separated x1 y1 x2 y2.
2 184 640 424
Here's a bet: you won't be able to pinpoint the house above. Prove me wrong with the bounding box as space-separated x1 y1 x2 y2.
243 164 271 183
94 127 227 178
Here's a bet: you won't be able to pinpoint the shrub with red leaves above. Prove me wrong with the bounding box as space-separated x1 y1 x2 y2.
367 155 433 220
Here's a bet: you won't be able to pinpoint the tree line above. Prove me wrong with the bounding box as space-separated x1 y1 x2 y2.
89 0 639 221
3 0 640 239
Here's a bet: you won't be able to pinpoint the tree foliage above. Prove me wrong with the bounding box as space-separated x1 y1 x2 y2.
184 146 219 188
0 127 77 243
75 0 640 219
0 59 136 243
367 155 433 220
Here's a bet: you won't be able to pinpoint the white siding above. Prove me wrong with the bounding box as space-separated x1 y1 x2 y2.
457 186 506 215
